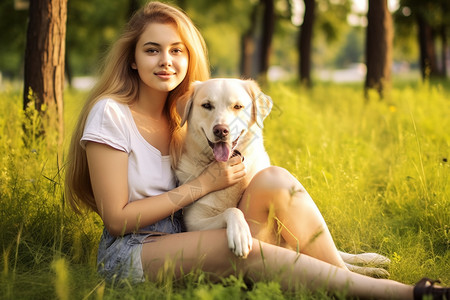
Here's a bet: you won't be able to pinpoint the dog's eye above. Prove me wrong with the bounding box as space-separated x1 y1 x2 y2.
234 104 244 110
201 103 213 110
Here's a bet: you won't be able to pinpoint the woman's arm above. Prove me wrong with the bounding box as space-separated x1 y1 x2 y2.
86 142 246 236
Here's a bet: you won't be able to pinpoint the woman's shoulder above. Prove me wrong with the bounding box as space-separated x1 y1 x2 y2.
82 98 132 152
87 98 133 125
91 98 129 115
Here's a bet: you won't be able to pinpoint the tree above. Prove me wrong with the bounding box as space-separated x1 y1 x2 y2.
417 13 439 79
395 0 450 79
240 5 259 78
365 0 393 98
257 0 275 83
298 0 315 87
23 0 68 144
296 0 351 87
415 0 449 79
237 0 275 82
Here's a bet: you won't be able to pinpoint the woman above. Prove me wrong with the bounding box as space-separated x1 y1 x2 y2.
65 2 448 299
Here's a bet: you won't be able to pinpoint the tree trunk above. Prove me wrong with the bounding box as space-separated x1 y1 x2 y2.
257 0 275 83
23 0 67 144
240 5 259 79
298 0 315 88
440 25 447 78
365 0 393 98
417 15 439 79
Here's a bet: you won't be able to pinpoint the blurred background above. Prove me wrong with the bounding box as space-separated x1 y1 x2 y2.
0 0 448 91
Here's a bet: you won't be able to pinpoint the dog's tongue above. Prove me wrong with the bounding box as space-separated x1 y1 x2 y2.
213 142 231 162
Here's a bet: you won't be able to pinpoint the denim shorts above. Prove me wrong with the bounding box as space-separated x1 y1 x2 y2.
97 211 184 283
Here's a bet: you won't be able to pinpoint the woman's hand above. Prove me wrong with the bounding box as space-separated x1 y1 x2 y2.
198 156 246 194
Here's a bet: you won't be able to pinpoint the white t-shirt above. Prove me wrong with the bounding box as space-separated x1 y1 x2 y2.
81 98 176 202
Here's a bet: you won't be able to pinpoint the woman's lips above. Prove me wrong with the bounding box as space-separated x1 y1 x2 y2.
155 71 175 80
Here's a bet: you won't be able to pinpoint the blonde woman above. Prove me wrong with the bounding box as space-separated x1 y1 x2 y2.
65 2 448 299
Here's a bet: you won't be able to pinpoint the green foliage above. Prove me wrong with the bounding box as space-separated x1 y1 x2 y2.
394 0 450 65
181 0 258 77
0 1 28 76
332 26 365 68
315 0 352 43
0 81 449 299
66 0 131 76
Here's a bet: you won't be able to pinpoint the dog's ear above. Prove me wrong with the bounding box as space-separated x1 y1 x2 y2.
244 80 273 128
178 81 201 127
179 91 193 127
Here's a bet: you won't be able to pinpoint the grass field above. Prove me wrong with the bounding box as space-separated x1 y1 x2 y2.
0 80 448 299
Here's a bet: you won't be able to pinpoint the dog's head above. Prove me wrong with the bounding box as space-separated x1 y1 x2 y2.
179 78 272 162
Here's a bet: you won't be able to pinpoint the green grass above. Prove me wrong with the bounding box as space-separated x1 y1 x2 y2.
0 80 449 299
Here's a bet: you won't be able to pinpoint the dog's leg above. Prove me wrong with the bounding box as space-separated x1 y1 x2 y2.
223 207 253 258
185 206 252 258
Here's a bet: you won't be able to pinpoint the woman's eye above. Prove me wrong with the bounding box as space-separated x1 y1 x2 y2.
145 48 158 54
201 103 213 110
234 104 244 110
172 48 183 54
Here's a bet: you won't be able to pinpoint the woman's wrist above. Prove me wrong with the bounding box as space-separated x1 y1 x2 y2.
172 175 211 208
195 173 213 196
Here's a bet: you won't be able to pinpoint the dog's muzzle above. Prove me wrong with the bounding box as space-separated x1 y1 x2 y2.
205 128 244 162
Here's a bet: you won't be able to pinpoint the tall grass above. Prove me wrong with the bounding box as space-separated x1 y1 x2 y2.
0 81 448 299
265 81 449 284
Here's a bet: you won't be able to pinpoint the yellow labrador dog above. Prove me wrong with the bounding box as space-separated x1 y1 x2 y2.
175 78 390 277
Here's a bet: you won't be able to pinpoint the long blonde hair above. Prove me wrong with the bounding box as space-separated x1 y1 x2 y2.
65 1 210 213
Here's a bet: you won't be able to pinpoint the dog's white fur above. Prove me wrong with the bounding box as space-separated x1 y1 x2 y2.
175 78 390 277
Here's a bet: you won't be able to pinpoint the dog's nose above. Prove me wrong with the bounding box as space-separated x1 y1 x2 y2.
213 125 229 138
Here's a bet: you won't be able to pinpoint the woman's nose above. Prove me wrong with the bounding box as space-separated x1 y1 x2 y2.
159 51 172 67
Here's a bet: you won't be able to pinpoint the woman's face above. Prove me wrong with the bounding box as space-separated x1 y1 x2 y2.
133 22 189 95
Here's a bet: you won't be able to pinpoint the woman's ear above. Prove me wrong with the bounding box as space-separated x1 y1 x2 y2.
131 62 137 70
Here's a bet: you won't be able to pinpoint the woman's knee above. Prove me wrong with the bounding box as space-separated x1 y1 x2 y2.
251 166 303 190
246 166 307 202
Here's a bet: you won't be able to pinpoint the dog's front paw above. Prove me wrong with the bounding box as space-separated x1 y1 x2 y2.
224 208 252 258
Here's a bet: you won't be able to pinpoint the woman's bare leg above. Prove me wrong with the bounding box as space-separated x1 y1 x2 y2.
239 166 347 269
141 230 237 280
141 230 413 299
